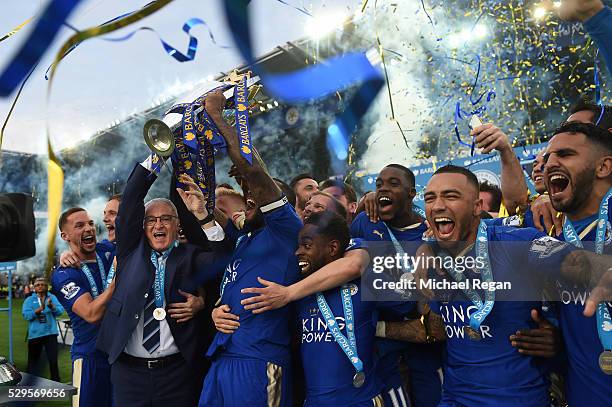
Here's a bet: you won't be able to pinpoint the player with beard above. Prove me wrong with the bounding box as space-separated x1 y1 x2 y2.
198 91 302 407
421 164 611 406
290 173 319 220
350 164 442 407
542 121 612 406
498 102 612 233
51 208 116 407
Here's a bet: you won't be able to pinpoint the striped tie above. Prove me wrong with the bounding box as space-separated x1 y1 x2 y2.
142 285 160 353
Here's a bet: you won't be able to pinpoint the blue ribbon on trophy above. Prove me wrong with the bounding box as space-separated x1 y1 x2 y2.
143 78 260 212
234 76 253 165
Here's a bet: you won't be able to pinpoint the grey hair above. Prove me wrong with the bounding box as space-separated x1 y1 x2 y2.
144 198 178 217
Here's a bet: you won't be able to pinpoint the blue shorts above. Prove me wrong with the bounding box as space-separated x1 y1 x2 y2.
199 356 291 407
72 353 112 407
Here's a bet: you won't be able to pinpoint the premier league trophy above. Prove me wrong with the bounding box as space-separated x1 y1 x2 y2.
142 73 260 212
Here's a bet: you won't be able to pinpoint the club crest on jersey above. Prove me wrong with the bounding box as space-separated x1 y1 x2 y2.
530 236 568 258
61 282 80 300
502 215 522 227
343 283 359 296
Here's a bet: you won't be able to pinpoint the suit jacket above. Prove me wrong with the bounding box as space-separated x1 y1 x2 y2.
96 164 228 366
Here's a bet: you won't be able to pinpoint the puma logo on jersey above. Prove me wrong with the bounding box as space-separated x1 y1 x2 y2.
373 230 384 239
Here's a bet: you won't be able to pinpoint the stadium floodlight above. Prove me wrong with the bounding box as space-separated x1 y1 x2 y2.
305 12 347 40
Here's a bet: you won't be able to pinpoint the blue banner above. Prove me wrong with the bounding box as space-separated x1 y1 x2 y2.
357 143 547 208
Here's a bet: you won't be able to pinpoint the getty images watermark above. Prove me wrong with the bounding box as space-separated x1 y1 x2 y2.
370 252 511 292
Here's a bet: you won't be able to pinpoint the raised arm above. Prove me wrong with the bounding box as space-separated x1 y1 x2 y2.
471 123 528 214
559 0 611 75
204 91 282 206
170 170 210 248
116 163 157 258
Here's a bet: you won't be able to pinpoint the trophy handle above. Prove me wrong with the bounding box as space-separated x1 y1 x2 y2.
143 119 175 157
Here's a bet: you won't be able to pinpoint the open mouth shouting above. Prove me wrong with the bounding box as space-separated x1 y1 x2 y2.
153 231 167 242
377 194 396 219
547 172 570 200
432 216 455 239
81 233 96 251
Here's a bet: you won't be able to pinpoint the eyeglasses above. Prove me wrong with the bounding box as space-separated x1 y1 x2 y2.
144 215 178 226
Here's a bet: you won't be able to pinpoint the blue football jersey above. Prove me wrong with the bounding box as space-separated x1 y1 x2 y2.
51 243 114 359
207 199 302 366
431 226 574 406
350 211 435 395
555 207 612 407
298 278 414 406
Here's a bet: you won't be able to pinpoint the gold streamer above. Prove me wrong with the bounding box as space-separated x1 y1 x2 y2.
46 0 174 88
44 0 175 276
376 34 412 152
0 18 33 43
45 139 64 279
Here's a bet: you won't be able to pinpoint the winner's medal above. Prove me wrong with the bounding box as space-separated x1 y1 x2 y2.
599 350 612 375
352 371 365 388
153 307 166 321
465 326 482 341
316 287 364 391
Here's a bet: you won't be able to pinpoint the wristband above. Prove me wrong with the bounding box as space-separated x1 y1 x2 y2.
198 213 215 225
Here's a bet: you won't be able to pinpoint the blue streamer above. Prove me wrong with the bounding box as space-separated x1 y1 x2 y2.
453 55 496 154
222 0 384 174
0 0 84 96
45 17 223 80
